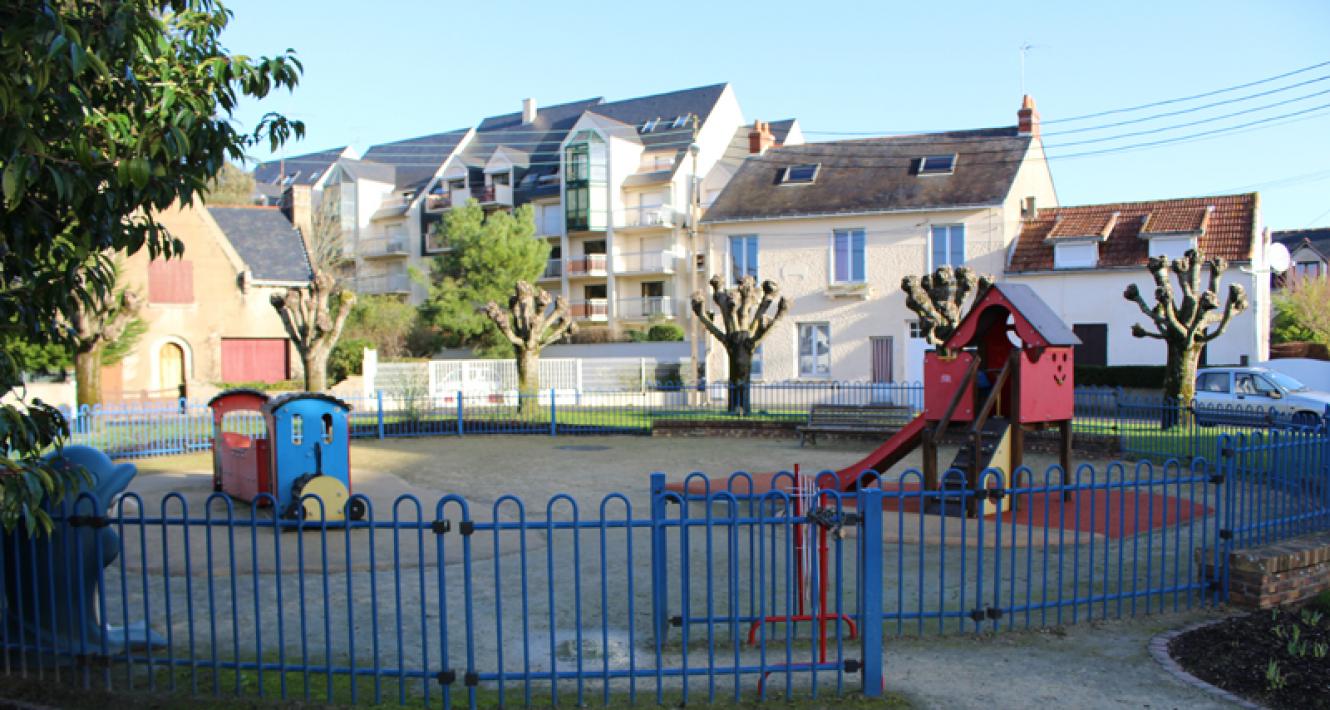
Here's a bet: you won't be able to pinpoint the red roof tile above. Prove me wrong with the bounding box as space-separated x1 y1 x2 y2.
1008 194 1257 272
1046 211 1118 241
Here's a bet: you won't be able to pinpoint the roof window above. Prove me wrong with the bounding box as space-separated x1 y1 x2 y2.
918 154 956 175
640 118 660 133
781 164 819 185
671 115 690 129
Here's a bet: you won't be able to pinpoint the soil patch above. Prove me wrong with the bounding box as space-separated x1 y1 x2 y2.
1170 602 1330 709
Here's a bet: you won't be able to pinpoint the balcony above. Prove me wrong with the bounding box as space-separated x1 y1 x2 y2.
371 194 411 221
474 184 513 207
539 258 562 281
615 205 676 230
424 193 452 212
353 273 412 295
613 250 675 275
360 235 410 259
617 296 675 320
570 299 608 322
566 254 608 277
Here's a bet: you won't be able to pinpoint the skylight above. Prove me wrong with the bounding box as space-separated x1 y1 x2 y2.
671 115 690 129
640 118 660 133
781 164 819 184
918 154 956 175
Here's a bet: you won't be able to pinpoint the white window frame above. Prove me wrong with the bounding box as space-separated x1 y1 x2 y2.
918 154 957 176
830 228 867 284
796 322 832 379
1053 241 1099 270
780 164 819 185
928 223 965 270
728 235 759 285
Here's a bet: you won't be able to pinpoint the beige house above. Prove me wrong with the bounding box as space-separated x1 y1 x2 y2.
699 97 1056 384
107 204 311 401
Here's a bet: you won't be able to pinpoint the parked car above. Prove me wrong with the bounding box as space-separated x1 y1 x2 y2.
1193 367 1330 428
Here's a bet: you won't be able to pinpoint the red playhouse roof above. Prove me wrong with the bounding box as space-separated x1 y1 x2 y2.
944 282 1080 351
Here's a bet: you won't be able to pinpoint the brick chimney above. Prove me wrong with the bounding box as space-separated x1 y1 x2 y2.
1017 95 1040 138
748 120 776 155
522 98 537 125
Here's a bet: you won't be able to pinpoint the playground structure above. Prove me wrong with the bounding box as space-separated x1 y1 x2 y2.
208 390 363 522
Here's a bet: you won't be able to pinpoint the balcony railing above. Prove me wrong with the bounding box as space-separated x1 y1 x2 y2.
613 250 674 274
617 296 675 319
359 236 410 259
539 259 562 280
353 273 412 295
615 205 675 229
566 254 608 277
424 193 451 212
570 299 609 321
377 194 411 210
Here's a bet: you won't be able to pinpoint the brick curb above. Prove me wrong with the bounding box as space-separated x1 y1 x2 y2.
1148 618 1266 710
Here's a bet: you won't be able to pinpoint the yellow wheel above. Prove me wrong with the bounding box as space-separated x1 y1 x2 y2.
299 476 349 522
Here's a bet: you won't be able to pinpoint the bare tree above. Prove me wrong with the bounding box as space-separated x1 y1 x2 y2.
1124 248 1247 422
271 272 356 392
481 281 577 414
691 275 789 415
901 266 993 357
69 280 142 407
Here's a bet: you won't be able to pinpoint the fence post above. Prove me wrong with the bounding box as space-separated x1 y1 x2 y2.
859 484 884 697
376 390 385 439
457 390 464 437
549 388 557 437
649 472 669 652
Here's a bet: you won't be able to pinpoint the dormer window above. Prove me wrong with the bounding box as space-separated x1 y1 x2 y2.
781 164 819 185
641 118 660 133
918 155 956 175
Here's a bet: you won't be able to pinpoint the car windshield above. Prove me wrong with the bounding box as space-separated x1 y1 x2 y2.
1265 371 1308 392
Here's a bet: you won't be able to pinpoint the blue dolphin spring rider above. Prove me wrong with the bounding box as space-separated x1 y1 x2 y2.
1 445 163 657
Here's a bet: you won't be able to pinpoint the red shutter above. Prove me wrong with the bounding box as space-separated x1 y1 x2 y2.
221 339 289 383
148 259 194 304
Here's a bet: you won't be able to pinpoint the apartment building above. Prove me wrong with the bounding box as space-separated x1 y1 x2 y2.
700 97 1056 384
252 145 358 234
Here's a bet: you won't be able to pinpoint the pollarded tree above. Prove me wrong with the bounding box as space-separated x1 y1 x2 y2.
1123 249 1248 412
481 281 578 414
69 260 144 407
691 275 789 415
271 272 357 392
901 266 993 357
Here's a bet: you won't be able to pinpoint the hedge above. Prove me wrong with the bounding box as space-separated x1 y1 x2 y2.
1074 365 1166 389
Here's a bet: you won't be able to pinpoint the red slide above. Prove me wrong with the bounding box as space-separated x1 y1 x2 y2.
830 414 928 492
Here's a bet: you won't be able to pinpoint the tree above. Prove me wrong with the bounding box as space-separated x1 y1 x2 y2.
481 281 577 414
0 0 303 532
1272 273 1330 345
68 259 143 406
691 275 789 415
1124 249 1248 417
203 161 257 206
343 294 418 358
901 266 993 357
271 272 356 392
418 202 549 357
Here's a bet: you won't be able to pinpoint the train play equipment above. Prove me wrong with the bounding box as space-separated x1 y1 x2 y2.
208 390 364 522
669 282 1080 518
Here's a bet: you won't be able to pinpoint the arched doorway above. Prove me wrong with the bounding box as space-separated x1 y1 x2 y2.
157 342 186 398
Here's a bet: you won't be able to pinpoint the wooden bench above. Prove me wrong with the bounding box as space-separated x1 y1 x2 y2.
797 403 915 447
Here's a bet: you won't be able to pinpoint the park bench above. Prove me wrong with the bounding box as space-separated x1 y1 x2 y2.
797 403 915 447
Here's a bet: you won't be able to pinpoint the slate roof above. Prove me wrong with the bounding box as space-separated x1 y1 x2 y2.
702 127 1032 223
206 207 312 283
1008 194 1257 273
767 119 798 145
333 158 397 184
462 97 603 202
1274 227 1330 262
587 83 728 149
253 147 345 186
362 128 470 191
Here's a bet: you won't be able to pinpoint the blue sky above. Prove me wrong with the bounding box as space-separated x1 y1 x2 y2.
222 0 1330 230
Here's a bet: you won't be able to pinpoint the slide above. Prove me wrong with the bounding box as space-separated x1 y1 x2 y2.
831 414 928 491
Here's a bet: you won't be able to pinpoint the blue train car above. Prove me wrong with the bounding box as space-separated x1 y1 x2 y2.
261 393 364 521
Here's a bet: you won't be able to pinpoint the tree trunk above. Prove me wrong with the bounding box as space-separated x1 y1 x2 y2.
302 347 328 392
516 348 540 416
1160 340 1203 430
75 345 102 408
727 343 753 416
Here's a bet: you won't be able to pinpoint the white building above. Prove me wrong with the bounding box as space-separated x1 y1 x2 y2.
699 97 1056 384
1005 193 1270 367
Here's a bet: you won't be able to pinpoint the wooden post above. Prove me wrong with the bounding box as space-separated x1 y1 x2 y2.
922 430 938 492
1060 419 1073 501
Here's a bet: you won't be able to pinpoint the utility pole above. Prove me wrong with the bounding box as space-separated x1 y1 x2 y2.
686 115 702 404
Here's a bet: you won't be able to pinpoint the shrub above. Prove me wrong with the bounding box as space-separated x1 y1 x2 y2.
647 323 685 342
215 379 302 392
328 337 375 385
1074 365 1166 389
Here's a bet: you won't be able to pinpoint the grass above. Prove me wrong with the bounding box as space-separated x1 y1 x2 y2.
0 665 914 709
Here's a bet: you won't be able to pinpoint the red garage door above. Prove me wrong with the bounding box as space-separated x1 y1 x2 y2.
221 339 289 383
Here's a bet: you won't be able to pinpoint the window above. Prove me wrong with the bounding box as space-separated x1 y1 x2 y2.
1197 372 1230 394
918 154 956 175
908 320 924 339
565 144 590 182
832 228 866 283
641 118 660 133
148 259 194 304
1072 324 1108 367
930 224 965 268
1234 373 1279 397
291 414 303 445
729 235 759 284
1148 236 1196 261
1054 242 1099 270
751 344 764 380
565 187 588 231
672 115 690 129
781 164 819 184
798 323 831 378
1296 261 1323 278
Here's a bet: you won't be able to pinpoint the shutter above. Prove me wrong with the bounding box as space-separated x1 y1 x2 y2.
221 339 290 383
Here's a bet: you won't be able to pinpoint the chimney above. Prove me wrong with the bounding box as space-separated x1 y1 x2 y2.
1022 196 1037 218
521 98 537 126
1017 95 1040 138
748 120 776 155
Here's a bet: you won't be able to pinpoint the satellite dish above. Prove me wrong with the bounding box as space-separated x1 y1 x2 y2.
1268 242 1291 274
